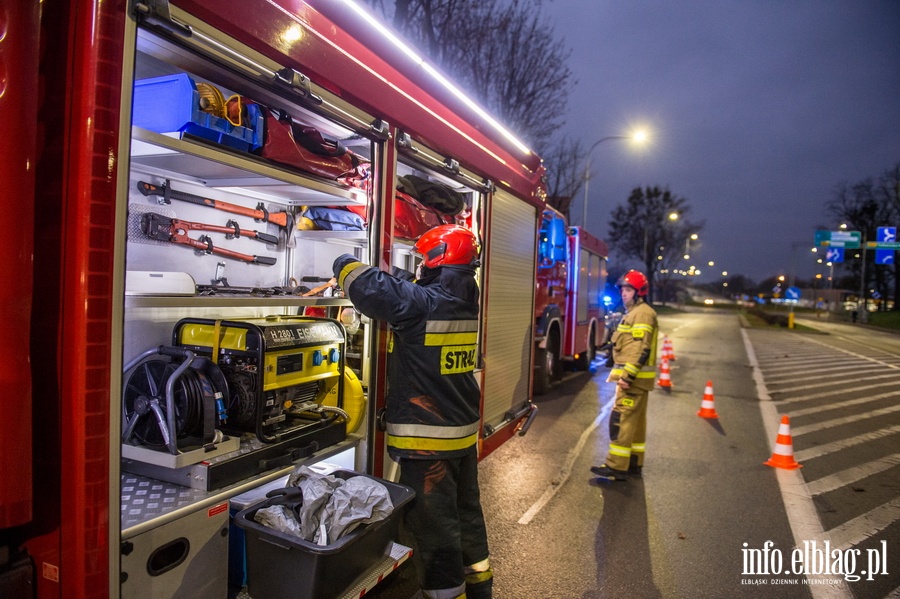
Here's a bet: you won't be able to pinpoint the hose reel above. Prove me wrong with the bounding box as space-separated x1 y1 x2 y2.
121 346 229 454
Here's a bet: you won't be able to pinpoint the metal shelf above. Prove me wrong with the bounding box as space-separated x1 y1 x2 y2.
130 127 368 207
125 295 353 308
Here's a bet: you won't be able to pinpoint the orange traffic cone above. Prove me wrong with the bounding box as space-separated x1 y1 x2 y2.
697 380 719 418
663 335 676 361
657 357 673 392
764 415 802 470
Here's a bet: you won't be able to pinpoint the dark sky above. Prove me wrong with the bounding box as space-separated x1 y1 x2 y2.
548 1 900 284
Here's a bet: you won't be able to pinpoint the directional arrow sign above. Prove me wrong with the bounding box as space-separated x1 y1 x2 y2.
826 247 844 263
877 226 896 243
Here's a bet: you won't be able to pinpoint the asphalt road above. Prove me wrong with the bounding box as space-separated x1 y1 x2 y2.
366 311 900 598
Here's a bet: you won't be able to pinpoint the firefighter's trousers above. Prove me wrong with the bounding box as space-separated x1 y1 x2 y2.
399 446 492 598
605 384 648 472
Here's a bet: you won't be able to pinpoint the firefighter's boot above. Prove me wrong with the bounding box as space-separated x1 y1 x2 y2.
465 561 493 599
590 464 628 481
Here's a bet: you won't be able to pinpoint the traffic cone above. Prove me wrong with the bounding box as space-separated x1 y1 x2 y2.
696 380 719 418
764 415 802 470
657 357 673 392
663 335 676 361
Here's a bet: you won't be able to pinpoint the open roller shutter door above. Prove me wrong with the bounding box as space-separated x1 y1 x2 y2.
481 190 537 429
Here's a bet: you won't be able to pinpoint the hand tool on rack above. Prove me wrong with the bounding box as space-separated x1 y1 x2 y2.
140 212 276 265
137 180 293 229
139 213 279 245
299 275 337 296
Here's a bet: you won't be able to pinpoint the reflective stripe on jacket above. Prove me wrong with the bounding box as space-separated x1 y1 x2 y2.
609 300 659 391
334 255 481 459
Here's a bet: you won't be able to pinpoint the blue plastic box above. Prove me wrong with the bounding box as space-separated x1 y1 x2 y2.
132 73 263 151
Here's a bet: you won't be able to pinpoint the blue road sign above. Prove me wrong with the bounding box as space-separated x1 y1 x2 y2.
877 227 896 264
785 286 801 301
877 226 896 242
825 247 844 263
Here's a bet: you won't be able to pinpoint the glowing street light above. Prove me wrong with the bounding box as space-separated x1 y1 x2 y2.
581 129 650 228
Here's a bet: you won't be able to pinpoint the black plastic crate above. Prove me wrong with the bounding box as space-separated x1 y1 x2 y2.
234 470 414 599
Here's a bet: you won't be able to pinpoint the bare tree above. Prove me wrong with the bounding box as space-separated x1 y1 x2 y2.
543 137 585 217
828 165 900 310
606 186 703 303
879 164 900 308
361 0 575 151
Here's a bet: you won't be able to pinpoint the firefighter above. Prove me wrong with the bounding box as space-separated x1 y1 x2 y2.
333 224 493 599
591 269 658 482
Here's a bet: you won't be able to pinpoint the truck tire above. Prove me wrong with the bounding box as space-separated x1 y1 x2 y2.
575 325 596 371
533 347 552 395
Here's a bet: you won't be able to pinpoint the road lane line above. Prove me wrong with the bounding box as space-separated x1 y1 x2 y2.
517 406 609 526
743 329 852 599
806 454 900 496
795 426 900 462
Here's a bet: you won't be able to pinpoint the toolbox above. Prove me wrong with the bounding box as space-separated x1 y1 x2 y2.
132 73 263 152
235 470 414 599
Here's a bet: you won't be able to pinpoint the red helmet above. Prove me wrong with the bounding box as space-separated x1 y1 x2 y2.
414 225 479 268
617 269 649 297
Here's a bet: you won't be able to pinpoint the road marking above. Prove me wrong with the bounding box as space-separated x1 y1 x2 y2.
768 372 899 394
821 497 900 551
772 381 889 405
763 363 881 381
517 404 610 526
806 454 900 496
788 391 899 417
742 329 852 599
801 335 900 370
795 425 900 462
791 403 900 436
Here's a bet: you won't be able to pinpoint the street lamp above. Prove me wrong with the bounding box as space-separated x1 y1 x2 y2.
581 130 648 228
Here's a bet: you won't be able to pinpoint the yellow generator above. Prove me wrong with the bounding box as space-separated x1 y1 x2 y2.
174 315 348 444
121 315 357 490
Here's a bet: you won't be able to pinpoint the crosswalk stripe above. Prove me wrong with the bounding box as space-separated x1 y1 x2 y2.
763 364 882 383
767 373 900 394
794 425 900 461
806 454 900 496
772 382 892 405
787 391 900 417
791 403 900 436
821 496 900 552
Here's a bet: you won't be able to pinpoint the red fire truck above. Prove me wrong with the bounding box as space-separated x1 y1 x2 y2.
534 209 610 394
1 1 552 597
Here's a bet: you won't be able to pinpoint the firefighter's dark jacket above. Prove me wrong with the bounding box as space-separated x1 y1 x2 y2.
333 254 481 460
